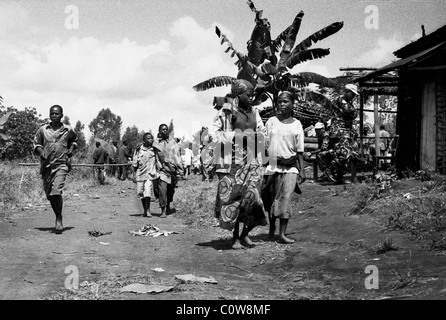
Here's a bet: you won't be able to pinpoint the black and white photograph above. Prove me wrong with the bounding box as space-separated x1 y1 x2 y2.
0 0 445 306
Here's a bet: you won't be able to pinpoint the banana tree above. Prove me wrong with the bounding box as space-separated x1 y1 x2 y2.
0 108 14 155
192 1 345 125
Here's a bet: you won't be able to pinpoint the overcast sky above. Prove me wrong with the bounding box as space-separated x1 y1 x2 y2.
0 0 444 140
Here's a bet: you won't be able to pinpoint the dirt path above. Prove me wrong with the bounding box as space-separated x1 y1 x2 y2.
1 175 446 300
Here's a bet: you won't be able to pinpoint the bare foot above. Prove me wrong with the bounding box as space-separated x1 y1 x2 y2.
160 212 167 218
240 235 255 248
143 212 152 218
277 236 295 244
231 239 244 250
55 217 63 231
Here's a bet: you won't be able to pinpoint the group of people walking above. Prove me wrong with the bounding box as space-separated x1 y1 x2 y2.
33 106 183 231
93 139 132 184
34 80 360 249
210 79 306 248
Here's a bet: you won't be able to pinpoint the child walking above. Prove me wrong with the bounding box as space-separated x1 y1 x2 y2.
132 132 160 217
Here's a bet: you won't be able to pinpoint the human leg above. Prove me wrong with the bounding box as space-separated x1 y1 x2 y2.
240 223 255 247
231 221 243 249
271 172 297 244
117 166 122 180
166 181 175 215
142 197 152 217
269 215 277 241
278 218 295 244
121 165 127 180
44 167 68 231
158 180 168 218
318 151 336 182
49 195 64 231
141 198 147 215
138 180 153 217
98 167 105 184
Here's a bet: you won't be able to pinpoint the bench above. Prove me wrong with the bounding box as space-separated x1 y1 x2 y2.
305 155 369 182
372 135 399 176
303 135 399 182
304 137 369 182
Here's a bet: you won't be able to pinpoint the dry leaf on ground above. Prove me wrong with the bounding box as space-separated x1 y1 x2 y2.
175 274 217 284
120 283 174 294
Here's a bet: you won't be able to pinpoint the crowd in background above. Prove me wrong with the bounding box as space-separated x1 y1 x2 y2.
33 81 394 245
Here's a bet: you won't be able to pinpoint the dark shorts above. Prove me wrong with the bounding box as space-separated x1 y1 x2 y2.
42 164 69 199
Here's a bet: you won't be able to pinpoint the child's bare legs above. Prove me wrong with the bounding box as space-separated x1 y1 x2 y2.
268 216 276 241
49 195 63 231
231 222 243 249
141 197 152 217
240 224 255 247
278 218 295 244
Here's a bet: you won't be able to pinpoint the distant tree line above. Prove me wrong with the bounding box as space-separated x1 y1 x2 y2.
0 102 146 161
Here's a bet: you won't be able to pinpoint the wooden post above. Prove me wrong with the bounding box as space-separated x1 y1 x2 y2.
359 93 364 157
374 94 380 175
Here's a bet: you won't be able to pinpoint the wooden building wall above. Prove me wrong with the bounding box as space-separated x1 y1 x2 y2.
396 68 446 175
436 70 446 174
395 69 422 174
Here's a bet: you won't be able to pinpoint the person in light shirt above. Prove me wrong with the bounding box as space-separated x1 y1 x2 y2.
33 105 77 232
262 91 306 244
131 132 160 218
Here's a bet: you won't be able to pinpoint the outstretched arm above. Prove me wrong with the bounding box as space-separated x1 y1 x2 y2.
297 152 306 182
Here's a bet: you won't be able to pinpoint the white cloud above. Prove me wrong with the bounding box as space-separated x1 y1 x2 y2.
0 2 30 36
13 37 173 96
290 62 335 78
0 12 236 141
355 36 405 67
410 32 422 42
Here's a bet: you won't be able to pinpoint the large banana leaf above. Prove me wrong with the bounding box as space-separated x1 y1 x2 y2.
247 24 268 66
303 90 338 111
246 1 276 67
247 0 262 18
293 21 344 53
192 76 237 92
0 111 13 128
215 26 246 66
262 24 277 66
271 26 290 52
236 60 261 88
286 48 330 69
0 133 9 140
277 11 305 70
289 72 341 89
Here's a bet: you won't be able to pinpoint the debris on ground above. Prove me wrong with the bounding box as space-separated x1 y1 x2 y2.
88 230 112 237
120 283 174 294
129 224 179 237
175 274 217 284
152 268 165 273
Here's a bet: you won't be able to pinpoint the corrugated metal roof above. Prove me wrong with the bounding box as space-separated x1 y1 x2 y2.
355 41 446 83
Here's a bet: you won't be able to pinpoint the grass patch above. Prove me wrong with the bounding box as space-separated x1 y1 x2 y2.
346 169 446 251
385 252 420 291
173 174 219 228
372 237 398 255
44 273 179 300
0 161 104 216
0 161 45 212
